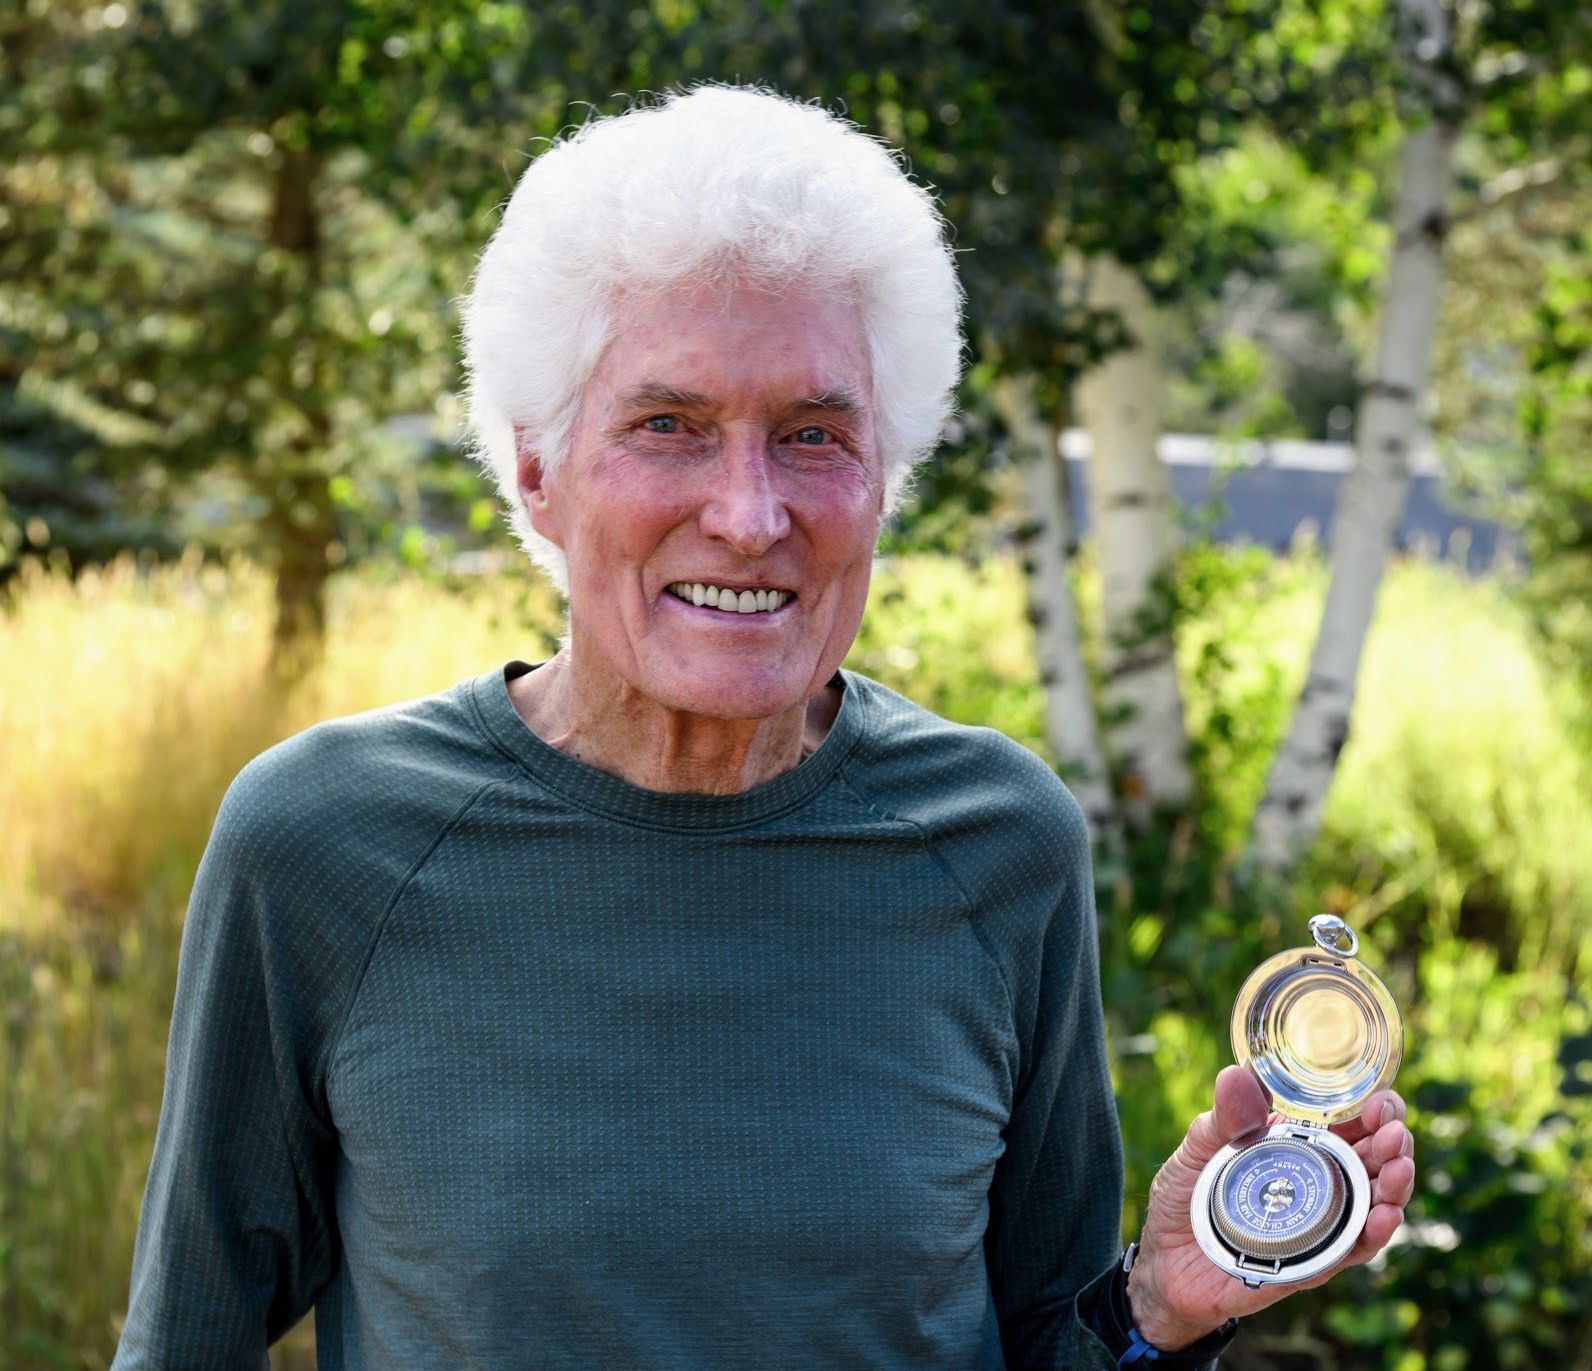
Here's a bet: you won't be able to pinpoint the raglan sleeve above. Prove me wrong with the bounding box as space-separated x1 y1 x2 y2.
112 754 342 1370
982 784 1130 1371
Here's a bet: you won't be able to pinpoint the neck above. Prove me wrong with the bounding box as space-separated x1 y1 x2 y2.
507 643 840 796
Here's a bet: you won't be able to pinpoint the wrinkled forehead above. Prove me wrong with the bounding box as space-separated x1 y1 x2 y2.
580 278 875 421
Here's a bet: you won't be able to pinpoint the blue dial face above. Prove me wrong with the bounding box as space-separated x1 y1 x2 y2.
1218 1139 1339 1241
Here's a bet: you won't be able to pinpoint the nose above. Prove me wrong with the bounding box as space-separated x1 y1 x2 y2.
698 436 792 557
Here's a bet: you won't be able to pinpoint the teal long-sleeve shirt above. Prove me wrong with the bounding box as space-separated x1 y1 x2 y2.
114 661 1139 1369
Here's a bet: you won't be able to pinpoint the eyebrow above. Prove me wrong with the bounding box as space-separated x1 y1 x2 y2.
790 388 868 418
615 382 869 418
617 383 716 412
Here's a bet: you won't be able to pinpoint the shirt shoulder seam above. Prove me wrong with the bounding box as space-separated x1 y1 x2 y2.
319 778 506 1089
833 764 1018 1028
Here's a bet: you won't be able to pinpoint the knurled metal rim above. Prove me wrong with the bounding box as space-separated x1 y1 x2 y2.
1190 1124 1371 1287
1209 1136 1349 1259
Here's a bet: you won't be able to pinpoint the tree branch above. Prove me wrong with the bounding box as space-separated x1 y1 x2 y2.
1450 152 1580 227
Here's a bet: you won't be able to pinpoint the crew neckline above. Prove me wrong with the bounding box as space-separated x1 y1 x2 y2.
467 659 868 831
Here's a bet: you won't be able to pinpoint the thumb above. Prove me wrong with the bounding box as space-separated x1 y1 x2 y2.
1173 1065 1271 1174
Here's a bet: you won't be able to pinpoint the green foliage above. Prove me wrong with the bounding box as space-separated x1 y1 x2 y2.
0 0 674 655
848 554 1048 752
702 0 1355 523
1510 234 1592 709
1161 131 1387 439
5 1 1592 1362
1371 944 1592 1367
0 916 183 1370
913 533 1592 1366
1432 183 1592 761
1174 541 1321 853
3 550 1590 1366
853 548 1592 1371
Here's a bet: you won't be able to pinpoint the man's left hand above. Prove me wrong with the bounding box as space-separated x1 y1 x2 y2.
1124 1064 1417 1350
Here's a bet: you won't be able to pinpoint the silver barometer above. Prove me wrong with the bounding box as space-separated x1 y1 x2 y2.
1189 914 1402 1288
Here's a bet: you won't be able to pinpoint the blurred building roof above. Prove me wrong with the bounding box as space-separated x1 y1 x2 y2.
1057 429 1512 573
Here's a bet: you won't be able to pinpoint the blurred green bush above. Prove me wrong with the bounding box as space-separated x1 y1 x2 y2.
1 547 1587 1369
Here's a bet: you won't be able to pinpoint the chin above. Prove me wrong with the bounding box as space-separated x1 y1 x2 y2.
646 664 818 721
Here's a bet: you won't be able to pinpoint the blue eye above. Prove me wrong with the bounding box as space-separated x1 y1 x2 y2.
643 415 681 433
793 425 829 445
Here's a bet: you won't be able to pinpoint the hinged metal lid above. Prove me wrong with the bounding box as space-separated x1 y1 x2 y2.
1230 915 1402 1125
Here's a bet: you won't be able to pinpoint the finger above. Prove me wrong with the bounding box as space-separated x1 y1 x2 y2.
1375 1156 1415 1209
1318 1202 1407 1276
1355 1121 1414 1175
1346 1202 1405 1265
1212 1065 1270 1143
1372 1119 1410 1166
1330 1089 1406 1144
1283 1199 1408 1294
1375 1091 1408 1128
1171 1066 1269 1174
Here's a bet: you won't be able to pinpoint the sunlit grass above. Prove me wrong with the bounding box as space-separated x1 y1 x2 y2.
0 551 560 1368
1325 563 1592 971
3 550 276 937
1 546 1589 1367
0 551 563 942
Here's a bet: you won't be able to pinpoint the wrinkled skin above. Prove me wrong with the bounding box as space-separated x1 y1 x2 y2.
510 279 883 795
1128 1066 1416 1349
509 279 1417 1352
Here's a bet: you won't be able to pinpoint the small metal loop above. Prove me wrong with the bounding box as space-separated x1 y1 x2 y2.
1309 914 1358 958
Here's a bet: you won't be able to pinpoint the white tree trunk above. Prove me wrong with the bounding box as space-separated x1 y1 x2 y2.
1076 254 1193 815
990 373 1119 843
1250 87 1460 870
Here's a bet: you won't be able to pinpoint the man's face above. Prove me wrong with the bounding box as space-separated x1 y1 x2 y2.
518 280 883 720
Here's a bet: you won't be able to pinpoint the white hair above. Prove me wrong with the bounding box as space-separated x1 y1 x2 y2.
459 83 965 590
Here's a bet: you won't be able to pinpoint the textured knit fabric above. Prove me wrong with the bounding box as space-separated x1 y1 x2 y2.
112 660 1201 1370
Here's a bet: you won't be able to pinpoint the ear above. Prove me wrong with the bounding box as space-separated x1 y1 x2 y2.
514 425 564 547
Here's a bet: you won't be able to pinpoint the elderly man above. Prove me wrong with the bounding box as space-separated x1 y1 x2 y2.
113 86 1414 1369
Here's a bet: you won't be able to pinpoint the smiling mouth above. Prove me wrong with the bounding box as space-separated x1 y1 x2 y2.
665 581 794 614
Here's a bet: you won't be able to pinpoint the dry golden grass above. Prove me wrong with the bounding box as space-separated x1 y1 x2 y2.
1 551 563 942
0 550 565 1367
2 547 1588 1367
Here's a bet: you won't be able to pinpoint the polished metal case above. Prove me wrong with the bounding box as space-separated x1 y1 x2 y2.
1190 915 1402 1288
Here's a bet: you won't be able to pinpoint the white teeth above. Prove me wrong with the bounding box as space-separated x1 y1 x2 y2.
666 582 792 613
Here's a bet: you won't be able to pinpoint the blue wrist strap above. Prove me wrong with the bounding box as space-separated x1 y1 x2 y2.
1118 1327 1162 1366
1111 1241 1239 1368
1116 1243 1160 1366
